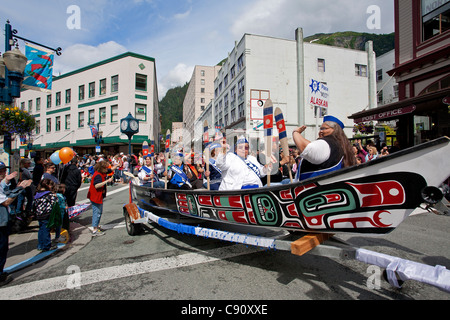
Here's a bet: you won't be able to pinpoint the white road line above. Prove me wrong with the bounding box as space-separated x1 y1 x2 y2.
76 185 129 204
0 245 258 300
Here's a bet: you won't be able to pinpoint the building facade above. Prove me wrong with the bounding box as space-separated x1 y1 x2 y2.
200 29 376 144
350 0 450 148
183 65 221 135
376 50 399 106
15 52 160 157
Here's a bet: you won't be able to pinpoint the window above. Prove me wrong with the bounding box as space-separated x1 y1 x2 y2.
230 65 236 79
65 114 70 130
238 78 245 95
47 94 51 109
55 116 61 131
88 110 95 125
36 97 41 111
89 82 95 98
377 90 383 104
237 54 244 72
231 108 236 123
238 102 245 118
46 118 51 132
422 1 450 41
230 86 236 102
111 75 119 92
201 88 205 93
201 79 205 85
78 112 84 128
200 70 205 76
99 79 106 95
55 92 61 106
136 74 147 91
79 85 85 100
318 58 325 72
35 120 40 135
65 89 71 104
28 100 32 113
135 103 146 121
376 69 383 81
224 94 229 113
20 102 24 110
99 107 106 124
111 105 118 122
355 64 367 77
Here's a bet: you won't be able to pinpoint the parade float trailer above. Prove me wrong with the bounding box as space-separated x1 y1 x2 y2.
123 136 450 292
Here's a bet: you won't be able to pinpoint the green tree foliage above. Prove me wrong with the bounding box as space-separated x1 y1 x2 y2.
159 82 189 134
304 32 395 56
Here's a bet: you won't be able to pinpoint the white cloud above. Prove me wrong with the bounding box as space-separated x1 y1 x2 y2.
174 7 192 20
230 0 394 39
158 63 194 98
53 41 127 75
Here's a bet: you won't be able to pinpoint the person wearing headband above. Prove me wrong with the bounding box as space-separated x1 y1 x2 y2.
292 115 355 181
138 156 164 188
215 136 270 190
203 142 223 190
167 151 203 190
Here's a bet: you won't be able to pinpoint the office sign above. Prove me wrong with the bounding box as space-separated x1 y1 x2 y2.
354 105 416 123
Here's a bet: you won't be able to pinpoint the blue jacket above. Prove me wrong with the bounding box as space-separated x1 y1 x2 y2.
0 181 25 227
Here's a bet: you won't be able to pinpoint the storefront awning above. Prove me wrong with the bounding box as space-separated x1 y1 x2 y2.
349 88 450 123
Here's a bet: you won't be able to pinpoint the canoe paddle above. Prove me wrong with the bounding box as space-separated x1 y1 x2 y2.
164 129 170 189
203 120 210 190
275 107 293 183
263 99 274 186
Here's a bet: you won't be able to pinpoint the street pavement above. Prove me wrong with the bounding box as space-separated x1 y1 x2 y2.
3 182 439 279
3 181 449 300
3 183 127 277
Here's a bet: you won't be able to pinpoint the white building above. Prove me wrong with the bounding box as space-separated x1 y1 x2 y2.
15 52 160 156
171 121 184 143
376 50 399 106
200 28 377 144
183 65 221 135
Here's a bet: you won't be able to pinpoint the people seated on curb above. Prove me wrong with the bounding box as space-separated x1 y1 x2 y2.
138 155 164 188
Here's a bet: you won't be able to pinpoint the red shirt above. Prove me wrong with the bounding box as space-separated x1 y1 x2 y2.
87 171 107 204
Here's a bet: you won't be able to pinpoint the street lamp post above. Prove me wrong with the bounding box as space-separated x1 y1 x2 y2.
0 20 61 157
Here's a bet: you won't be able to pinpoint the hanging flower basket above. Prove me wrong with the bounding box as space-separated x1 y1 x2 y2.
353 122 374 135
0 105 36 135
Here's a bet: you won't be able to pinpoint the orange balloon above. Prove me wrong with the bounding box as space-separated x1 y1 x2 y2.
59 147 74 164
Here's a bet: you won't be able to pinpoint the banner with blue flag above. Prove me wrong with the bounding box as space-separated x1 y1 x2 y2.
89 125 98 138
22 43 54 93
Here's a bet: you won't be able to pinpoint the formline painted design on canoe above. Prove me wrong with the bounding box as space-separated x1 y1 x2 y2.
130 137 450 234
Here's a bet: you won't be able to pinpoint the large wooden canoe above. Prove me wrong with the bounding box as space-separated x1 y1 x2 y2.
129 137 450 234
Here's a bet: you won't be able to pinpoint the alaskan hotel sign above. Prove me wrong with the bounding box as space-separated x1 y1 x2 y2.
354 105 416 123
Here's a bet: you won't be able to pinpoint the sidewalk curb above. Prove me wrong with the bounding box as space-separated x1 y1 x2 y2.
4 221 92 275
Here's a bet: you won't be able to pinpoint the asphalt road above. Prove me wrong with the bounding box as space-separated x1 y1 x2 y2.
1 182 449 304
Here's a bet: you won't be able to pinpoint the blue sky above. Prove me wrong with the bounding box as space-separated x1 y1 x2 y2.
1 0 394 98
